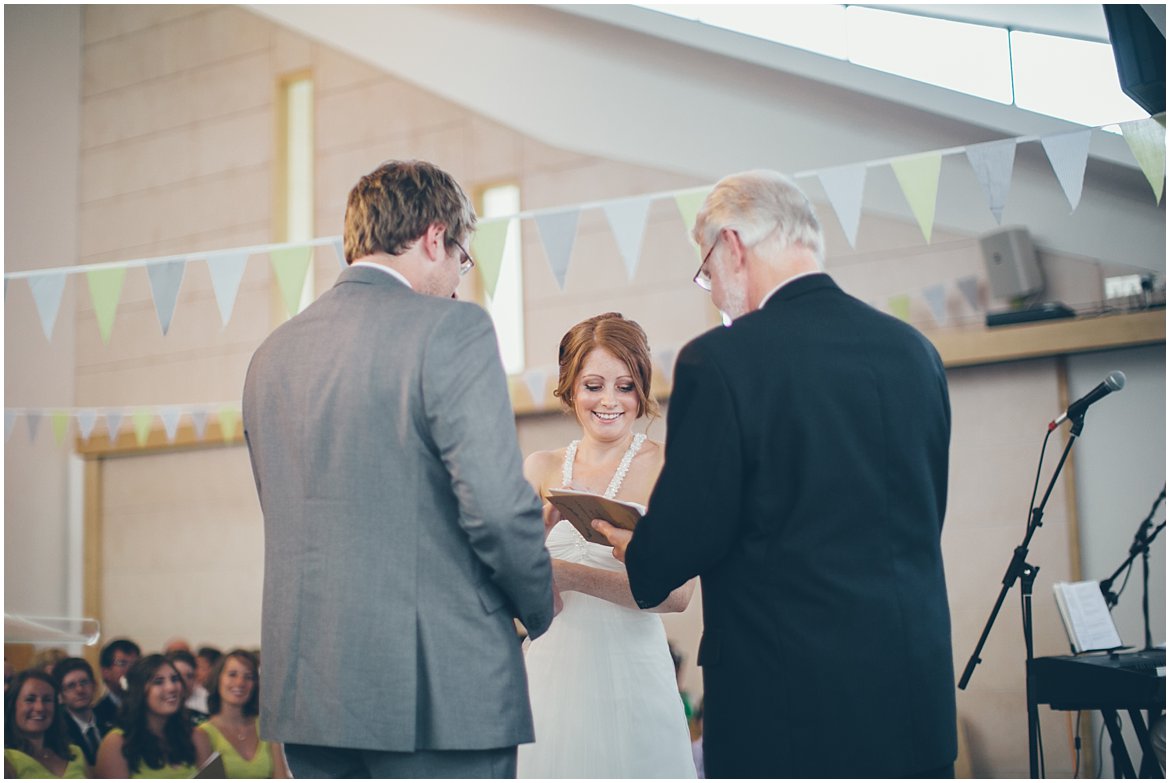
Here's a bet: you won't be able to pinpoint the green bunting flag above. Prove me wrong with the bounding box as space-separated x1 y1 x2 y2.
270 246 313 318
86 267 127 343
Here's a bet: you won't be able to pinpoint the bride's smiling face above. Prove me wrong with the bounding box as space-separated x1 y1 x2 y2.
574 348 639 442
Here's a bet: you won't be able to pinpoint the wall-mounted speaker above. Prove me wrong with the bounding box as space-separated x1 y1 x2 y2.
980 226 1043 301
1104 4 1166 116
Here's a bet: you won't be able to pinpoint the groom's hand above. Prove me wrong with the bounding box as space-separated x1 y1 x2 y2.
592 520 632 562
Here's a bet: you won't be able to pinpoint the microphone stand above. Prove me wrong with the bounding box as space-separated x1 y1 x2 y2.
959 415 1085 779
1099 486 1166 651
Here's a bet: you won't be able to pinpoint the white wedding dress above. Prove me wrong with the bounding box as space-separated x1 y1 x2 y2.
518 434 697 778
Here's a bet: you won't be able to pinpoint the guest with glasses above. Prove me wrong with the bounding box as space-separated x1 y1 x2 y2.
51 658 113 767
94 638 140 729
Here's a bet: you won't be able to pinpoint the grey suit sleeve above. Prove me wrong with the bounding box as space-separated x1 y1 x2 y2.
421 303 555 638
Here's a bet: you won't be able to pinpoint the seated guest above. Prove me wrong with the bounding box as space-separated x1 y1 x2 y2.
51 658 112 766
164 651 208 724
94 638 140 728
4 669 88 778
31 648 68 676
191 647 220 715
162 639 191 655
94 655 211 778
196 649 289 778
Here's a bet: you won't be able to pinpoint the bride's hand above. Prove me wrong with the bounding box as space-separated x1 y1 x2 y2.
542 501 563 537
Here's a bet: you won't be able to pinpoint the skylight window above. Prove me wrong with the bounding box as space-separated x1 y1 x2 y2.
641 4 1147 127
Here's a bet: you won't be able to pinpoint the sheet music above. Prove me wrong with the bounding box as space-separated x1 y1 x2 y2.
1053 580 1123 653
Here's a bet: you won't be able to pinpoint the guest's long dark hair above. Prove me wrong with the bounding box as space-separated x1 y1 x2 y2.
118 655 196 774
4 670 75 762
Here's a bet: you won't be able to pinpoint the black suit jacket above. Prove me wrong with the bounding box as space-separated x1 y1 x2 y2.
627 274 955 778
63 708 115 766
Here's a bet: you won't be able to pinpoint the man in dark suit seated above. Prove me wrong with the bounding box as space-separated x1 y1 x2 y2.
52 657 113 766
597 170 956 778
92 637 139 728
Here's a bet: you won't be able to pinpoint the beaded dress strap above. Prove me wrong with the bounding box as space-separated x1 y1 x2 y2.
560 434 646 499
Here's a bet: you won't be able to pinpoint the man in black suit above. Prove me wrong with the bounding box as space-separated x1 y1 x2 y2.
92 637 139 728
51 658 114 766
596 170 956 778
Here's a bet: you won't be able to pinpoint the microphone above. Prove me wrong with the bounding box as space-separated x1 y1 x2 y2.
1049 370 1126 430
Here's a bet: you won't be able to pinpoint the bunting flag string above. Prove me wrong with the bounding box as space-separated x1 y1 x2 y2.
3 117 1162 344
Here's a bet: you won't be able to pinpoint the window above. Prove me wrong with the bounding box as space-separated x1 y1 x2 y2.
475 183 525 375
275 73 314 322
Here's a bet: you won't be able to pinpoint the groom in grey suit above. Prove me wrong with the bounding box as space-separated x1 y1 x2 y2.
243 160 555 778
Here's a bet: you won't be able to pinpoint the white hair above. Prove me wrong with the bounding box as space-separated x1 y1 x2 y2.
693 170 825 266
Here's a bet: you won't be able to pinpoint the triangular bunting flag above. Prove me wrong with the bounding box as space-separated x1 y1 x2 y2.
888 294 911 322
653 346 678 385
957 275 981 311
890 153 942 243
817 165 867 248
470 219 513 301
1040 130 1092 212
146 259 187 335
132 410 154 447
332 238 347 269
1120 117 1166 203
51 411 70 445
218 407 240 443
923 283 949 326
521 367 552 409
28 273 67 342
270 245 313 318
206 252 249 327
602 196 653 280
674 188 710 238
26 412 42 443
86 267 127 343
160 407 182 443
76 410 98 442
965 139 1017 224
534 208 581 291
5 411 16 442
190 409 210 440
105 412 124 444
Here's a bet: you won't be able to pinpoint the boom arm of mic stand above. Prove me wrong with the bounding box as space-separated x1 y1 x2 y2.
959 424 1079 691
1099 487 1166 609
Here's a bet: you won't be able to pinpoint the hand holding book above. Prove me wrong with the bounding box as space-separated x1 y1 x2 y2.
545 488 644 546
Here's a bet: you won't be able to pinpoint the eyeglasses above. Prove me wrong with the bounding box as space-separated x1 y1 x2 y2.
62 678 93 691
693 232 723 291
452 239 475 277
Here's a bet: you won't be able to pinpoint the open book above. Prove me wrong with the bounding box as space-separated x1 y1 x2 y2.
1053 580 1124 653
546 488 645 546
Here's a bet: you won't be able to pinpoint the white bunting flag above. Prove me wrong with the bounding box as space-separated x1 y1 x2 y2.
190 409 210 440
26 412 41 443
147 259 187 335
76 410 98 442
965 139 1017 224
956 275 981 311
160 407 183 442
104 412 124 443
923 283 949 326
534 208 581 290
522 367 553 409
1040 130 1092 212
818 165 867 248
653 347 678 385
602 196 653 280
28 273 67 342
206 252 249 327
333 238 346 269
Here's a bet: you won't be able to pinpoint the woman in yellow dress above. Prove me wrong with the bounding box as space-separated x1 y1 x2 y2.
195 649 289 778
4 670 88 778
94 654 211 778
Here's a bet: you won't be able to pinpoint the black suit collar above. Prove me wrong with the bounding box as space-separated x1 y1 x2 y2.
760 272 837 310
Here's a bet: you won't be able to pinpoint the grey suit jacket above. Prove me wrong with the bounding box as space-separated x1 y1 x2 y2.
242 265 554 752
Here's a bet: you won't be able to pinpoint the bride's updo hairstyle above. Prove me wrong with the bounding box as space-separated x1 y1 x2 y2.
554 312 660 420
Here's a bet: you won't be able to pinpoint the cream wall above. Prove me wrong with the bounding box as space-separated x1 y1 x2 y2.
4 5 1164 778
4 5 82 618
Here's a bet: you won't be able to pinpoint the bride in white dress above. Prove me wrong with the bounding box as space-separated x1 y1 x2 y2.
518 313 697 779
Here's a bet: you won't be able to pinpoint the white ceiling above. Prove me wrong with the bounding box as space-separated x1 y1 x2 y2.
247 4 1164 272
